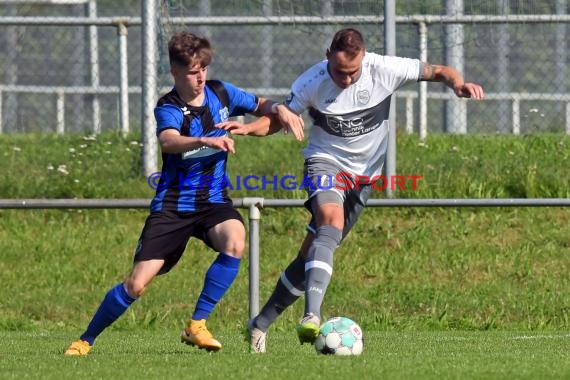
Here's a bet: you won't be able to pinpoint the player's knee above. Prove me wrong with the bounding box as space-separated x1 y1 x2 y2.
316 225 343 247
224 238 245 259
124 278 146 298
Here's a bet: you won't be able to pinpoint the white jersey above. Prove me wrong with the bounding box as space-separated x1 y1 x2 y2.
285 52 422 177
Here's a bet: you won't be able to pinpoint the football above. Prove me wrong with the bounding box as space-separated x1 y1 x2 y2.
314 316 364 356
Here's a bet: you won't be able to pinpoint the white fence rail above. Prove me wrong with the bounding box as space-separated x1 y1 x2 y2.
1 14 569 135
3 85 569 137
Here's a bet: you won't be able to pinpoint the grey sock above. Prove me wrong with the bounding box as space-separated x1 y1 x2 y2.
304 225 342 320
254 254 305 332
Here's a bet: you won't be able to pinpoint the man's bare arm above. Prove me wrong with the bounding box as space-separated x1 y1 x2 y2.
420 63 484 100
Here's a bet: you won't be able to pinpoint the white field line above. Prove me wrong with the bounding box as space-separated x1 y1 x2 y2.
512 334 570 340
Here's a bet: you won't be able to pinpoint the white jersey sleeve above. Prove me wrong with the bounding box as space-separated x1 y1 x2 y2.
367 53 422 93
285 60 328 115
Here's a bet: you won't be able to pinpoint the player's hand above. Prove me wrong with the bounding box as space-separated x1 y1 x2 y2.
275 104 304 141
216 121 250 136
455 83 485 100
202 136 236 154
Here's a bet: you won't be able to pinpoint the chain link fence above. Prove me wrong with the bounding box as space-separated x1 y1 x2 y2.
0 0 568 135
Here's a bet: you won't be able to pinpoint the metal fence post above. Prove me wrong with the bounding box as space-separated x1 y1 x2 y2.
445 0 466 134
243 197 264 319
384 0 396 198
118 22 129 135
5 4 18 133
56 91 65 134
556 0 568 127
497 0 511 134
141 0 158 177
418 21 428 140
261 0 273 89
88 0 101 134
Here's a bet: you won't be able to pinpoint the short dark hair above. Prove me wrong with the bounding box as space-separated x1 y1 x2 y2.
168 31 213 68
329 28 365 59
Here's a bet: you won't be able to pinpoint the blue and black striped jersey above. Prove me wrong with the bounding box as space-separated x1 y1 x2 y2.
151 80 258 212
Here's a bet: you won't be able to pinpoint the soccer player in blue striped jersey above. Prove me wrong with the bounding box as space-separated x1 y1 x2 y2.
64 31 304 356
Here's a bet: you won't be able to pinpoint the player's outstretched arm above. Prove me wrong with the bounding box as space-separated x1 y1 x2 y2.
216 116 282 137
253 97 304 141
420 63 485 100
159 129 235 154
273 103 305 141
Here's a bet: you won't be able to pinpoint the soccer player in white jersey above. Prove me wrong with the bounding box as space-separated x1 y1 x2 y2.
219 28 484 353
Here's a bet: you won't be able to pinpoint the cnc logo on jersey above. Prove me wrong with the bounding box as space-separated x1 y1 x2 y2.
219 106 229 122
357 90 370 105
324 98 337 104
181 106 191 115
326 115 364 135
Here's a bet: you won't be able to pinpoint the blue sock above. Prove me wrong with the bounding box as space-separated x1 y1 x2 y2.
192 253 241 320
80 283 137 345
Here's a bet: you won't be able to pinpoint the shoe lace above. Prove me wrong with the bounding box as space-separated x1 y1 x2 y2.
254 331 265 345
301 313 319 324
249 329 265 352
69 340 88 353
191 321 212 338
254 339 264 351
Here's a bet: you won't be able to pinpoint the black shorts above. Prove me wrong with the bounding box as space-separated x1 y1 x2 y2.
133 204 244 275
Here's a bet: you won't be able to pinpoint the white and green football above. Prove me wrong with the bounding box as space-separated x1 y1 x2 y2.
314 316 364 356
